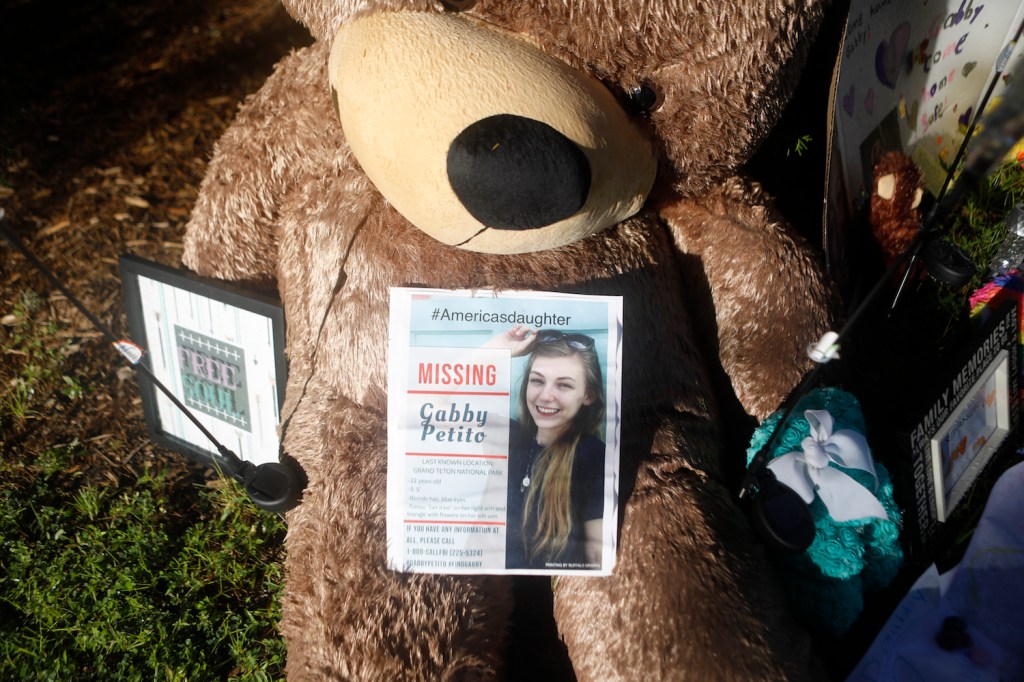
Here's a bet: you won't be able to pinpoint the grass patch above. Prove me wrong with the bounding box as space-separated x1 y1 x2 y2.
935 159 1024 318
1 292 287 680
0 447 287 680
0 290 83 426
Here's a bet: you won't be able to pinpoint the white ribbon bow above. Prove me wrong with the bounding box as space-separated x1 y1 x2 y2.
767 409 889 522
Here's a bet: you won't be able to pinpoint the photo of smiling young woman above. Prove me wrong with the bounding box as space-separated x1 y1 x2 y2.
487 326 607 569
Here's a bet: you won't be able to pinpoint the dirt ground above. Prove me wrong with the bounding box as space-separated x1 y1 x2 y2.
0 0 312 481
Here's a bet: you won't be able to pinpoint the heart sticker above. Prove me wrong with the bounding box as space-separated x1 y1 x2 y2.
876 22 911 89
843 85 855 116
958 106 974 128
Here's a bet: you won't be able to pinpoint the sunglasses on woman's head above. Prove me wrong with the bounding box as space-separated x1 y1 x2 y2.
535 329 595 351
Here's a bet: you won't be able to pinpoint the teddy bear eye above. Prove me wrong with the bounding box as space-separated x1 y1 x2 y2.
626 84 661 115
440 0 477 10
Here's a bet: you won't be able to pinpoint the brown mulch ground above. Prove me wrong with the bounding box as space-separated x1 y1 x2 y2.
0 0 311 481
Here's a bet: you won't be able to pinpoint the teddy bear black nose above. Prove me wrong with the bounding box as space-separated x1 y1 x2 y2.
447 114 591 231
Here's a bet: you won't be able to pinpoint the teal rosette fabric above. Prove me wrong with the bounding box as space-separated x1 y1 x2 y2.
746 387 903 635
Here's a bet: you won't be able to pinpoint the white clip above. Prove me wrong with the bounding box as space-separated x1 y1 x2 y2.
807 331 840 363
113 339 144 365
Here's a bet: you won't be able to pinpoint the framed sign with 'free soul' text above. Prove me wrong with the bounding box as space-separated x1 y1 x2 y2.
120 254 287 468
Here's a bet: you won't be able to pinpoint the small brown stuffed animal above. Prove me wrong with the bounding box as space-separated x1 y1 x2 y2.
870 151 925 268
183 1 835 679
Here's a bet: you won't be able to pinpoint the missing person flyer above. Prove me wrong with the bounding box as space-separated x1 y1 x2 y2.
387 288 622 576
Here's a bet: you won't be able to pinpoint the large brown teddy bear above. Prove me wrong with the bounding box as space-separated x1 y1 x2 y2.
183 1 835 679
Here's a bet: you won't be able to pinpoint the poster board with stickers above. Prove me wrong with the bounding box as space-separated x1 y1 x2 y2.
120 254 287 468
824 0 1024 295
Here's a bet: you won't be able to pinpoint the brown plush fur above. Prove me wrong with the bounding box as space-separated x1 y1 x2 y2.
869 151 925 268
183 2 835 679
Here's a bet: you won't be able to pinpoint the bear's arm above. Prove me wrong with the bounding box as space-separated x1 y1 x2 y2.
661 176 836 420
183 43 332 286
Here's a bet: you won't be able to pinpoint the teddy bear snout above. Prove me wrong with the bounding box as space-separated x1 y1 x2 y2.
447 114 592 231
328 10 656 253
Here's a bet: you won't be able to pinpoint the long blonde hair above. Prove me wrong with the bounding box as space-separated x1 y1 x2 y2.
517 335 604 562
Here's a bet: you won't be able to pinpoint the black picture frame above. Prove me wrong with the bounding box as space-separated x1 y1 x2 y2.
119 254 287 468
902 300 1020 554
929 348 1012 523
